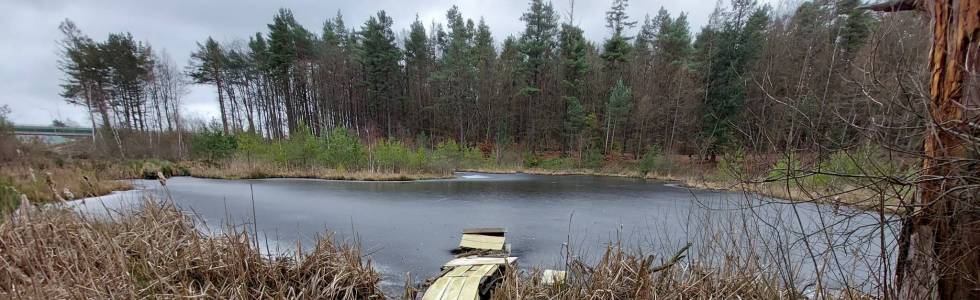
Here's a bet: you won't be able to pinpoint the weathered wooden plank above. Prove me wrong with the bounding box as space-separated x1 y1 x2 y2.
459 274 484 300
462 227 507 235
459 234 505 250
422 276 452 300
443 277 467 300
445 265 472 277
443 256 517 267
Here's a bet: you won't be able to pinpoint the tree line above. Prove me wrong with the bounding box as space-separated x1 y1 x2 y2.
60 0 927 162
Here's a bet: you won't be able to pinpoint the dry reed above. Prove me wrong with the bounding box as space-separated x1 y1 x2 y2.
488 243 877 300
0 199 385 299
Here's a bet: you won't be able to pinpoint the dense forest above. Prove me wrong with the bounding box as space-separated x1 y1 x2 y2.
57 0 927 162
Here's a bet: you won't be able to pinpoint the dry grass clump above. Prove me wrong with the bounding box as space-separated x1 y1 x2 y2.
187 160 452 181
488 243 877 300
0 162 132 205
0 199 385 299
490 247 780 299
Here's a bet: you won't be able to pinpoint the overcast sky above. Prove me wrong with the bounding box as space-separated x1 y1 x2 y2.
0 0 785 126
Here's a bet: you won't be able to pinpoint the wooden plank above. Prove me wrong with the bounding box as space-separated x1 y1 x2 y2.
443 256 517 267
445 265 472 277
462 227 507 235
459 274 484 300
443 277 467 300
472 264 498 277
422 276 452 300
459 234 505 250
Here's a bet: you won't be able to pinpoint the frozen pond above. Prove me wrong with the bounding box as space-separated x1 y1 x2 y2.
73 172 898 293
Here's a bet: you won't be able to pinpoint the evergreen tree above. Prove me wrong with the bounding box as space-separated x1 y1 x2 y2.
836 0 874 58
559 22 589 153
601 0 636 80
517 0 559 148
59 19 113 131
358 10 402 137
404 16 433 134
604 79 632 152
698 2 769 161
473 18 498 141
437 6 478 143
188 37 230 134
266 9 300 133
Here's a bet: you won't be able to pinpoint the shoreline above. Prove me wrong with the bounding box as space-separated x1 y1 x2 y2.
29 161 900 215
461 166 902 213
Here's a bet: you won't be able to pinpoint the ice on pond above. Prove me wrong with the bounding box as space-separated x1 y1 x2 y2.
461 174 491 179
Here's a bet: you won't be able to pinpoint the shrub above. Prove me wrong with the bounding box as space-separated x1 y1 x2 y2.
370 139 412 172
637 146 664 175
235 132 272 161
138 159 185 179
320 128 367 170
582 148 604 169
522 151 541 168
460 146 487 169
817 144 904 188
767 154 807 182
281 127 320 167
189 129 236 162
433 140 462 163
409 148 428 172
715 148 747 181
539 156 576 171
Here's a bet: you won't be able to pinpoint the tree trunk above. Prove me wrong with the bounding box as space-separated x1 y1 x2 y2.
214 67 229 134
867 1 980 299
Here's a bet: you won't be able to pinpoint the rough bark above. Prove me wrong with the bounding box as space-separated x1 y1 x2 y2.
868 0 980 298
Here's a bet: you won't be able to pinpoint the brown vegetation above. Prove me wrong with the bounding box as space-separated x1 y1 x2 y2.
186 160 452 181
0 199 384 299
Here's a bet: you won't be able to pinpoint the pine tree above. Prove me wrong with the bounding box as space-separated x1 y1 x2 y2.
404 16 433 134
517 0 559 148
601 0 636 81
59 19 113 132
698 2 769 161
559 22 589 153
836 0 874 59
604 79 632 152
437 6 478 143
266 9 300 133
189 37 230 134
358 10 402 137
473 19 497 141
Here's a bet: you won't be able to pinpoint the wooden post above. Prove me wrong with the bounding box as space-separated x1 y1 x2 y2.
864 1 979 299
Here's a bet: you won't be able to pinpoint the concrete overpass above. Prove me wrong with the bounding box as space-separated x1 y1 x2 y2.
13 125 93 143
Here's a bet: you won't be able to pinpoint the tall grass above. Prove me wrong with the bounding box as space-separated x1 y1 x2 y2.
0 199 384 299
